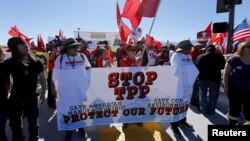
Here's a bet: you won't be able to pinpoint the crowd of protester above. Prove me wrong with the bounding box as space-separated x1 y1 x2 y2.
0 36 250 140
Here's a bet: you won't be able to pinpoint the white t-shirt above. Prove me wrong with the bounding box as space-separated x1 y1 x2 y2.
170 52 199 101
147 50 157 66
54 53 91 70
170 52 193 66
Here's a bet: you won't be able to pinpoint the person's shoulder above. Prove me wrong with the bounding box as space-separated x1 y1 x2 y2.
3 58 15 70
199 52 209 58
227 55 239 64
78 53 84 56
53 54 64 62
196 54 203 60
172 52 178 55
228 55 239 61
214 52 225 58
4 58 13 64
57 54 65 58
86 49 91 53
78 53 87 58
170 52 178 58
34 60 43 68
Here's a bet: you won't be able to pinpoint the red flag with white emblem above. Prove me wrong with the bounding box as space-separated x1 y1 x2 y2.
117 1 131 44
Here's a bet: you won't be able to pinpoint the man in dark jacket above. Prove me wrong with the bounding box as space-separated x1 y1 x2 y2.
196 44 225 115
190 41 205 106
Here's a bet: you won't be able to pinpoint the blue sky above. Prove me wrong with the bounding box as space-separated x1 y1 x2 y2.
0 0 249 45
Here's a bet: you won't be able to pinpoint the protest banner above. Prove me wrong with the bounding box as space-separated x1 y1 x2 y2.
53 66 195 131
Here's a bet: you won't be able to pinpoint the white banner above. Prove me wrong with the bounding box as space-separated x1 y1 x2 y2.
53 66 197 131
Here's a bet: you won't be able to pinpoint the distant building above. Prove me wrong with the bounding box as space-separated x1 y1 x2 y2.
74 31 120 50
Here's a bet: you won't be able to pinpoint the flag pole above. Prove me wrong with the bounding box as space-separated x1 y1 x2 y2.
148 0 161 35
226 3 235 54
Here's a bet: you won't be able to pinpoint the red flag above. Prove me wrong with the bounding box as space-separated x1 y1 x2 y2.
8 25 32 43
121 0 142 28
8 25 18 36
136 0 160 17
211 33 227 54
146 34 155 47
205 22 212 33
117 1 131 44
197 22 212 40
37 35 46 52
116 2 121 26
154 40 162 52
197 31 210 39
211 32 227 45
120 26 131 44
205 22 212 38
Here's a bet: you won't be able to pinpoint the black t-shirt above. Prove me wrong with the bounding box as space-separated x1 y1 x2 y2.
4 57 44 97
228 57 250 90
196 52 225 82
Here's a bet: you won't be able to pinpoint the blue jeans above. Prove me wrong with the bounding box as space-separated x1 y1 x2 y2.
199 81 220 114
191 78 199 104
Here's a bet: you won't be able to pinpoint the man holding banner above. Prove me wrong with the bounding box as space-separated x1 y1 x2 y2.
53 38 91 141
120 44 143 128
170 40 199 137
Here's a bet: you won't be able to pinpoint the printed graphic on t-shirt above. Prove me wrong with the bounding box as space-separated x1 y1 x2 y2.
65 60 84 66
54 53 91 70
181 58 191 63
148 50 157 65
